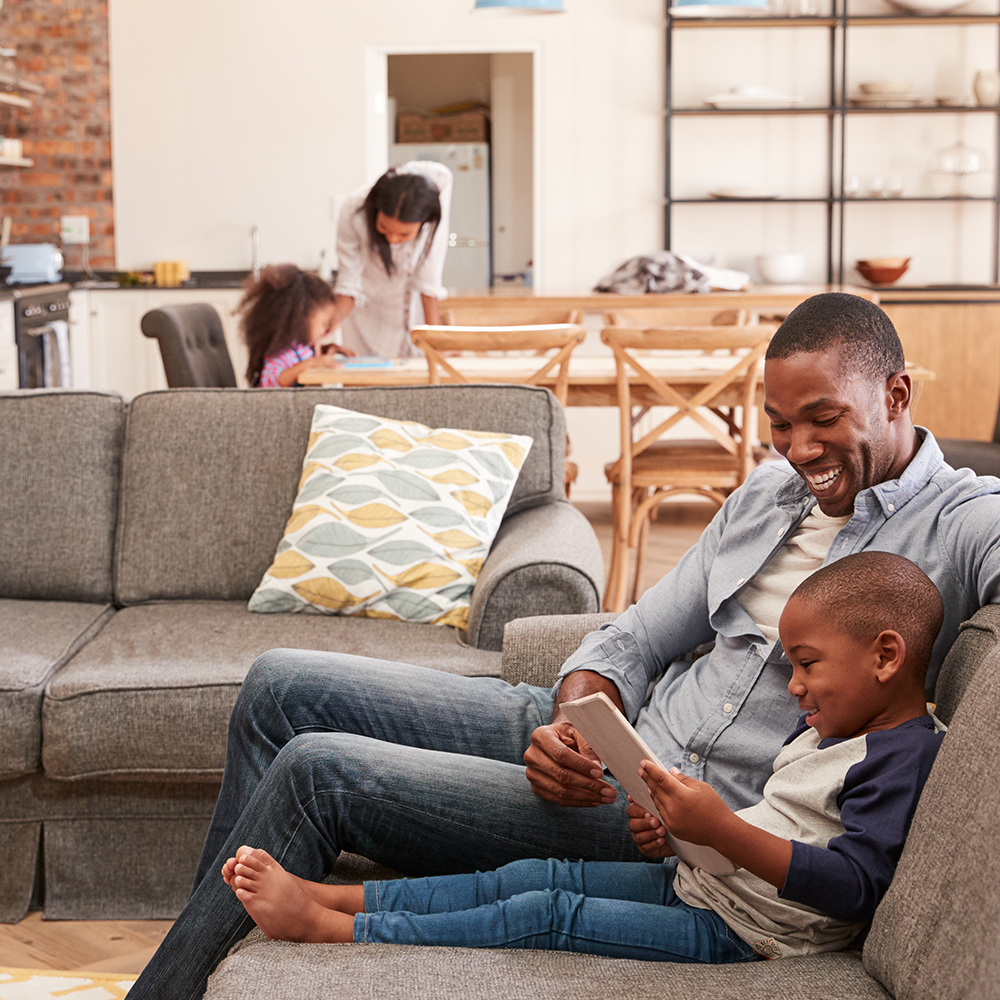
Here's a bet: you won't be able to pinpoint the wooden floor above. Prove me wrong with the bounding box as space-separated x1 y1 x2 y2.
0 500 716 976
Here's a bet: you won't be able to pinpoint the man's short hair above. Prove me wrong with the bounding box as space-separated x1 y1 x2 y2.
766 292 905 384
789 551 943 687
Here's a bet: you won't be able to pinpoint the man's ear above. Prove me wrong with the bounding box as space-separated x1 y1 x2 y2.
885 371 912 420
873 628 906 683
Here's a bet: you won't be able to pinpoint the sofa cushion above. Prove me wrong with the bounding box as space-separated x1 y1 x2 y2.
0 599 114 779
41 601 501 780
249 403 533 628
115 386 564 604
0 390 125 602
863 641 1000 997
204 945 888 1000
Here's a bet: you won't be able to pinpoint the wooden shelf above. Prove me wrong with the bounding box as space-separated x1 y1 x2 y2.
0 70 44 95
669 12 1000 26
0 92 32 109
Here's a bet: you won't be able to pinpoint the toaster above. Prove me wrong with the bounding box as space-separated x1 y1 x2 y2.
1 243 64 284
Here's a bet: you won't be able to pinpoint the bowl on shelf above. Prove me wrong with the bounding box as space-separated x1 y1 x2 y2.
755 252 806 284
855 258 910 285
858 81 911 96
885 0 972 12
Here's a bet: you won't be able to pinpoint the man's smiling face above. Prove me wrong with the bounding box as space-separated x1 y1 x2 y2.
763 347 911 517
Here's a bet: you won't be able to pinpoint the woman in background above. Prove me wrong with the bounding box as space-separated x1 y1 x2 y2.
332 161 452 358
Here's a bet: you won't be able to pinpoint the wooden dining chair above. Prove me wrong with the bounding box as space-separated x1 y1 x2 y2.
412 323 587 498
600 323 775 612
604 307 750 328
444 306 584 327
410 323 586 407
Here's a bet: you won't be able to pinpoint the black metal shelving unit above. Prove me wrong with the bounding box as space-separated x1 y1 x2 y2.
663 4 1000 284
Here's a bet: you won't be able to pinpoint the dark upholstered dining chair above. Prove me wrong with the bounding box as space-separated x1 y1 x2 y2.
141 303 238 388
938 396 1000 478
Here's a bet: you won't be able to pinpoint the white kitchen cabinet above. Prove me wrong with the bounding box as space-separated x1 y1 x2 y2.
0 298 16 390
80 287 246 398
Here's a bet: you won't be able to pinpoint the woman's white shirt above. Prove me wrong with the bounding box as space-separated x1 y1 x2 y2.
334 160 453 358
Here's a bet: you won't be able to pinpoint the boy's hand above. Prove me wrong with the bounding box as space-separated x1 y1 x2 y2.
639 759 734 846
626 796 674 858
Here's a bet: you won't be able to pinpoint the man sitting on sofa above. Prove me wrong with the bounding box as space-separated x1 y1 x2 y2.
129 292 1000 1000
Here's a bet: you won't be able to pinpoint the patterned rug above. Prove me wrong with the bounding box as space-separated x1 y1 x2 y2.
0 966 136 998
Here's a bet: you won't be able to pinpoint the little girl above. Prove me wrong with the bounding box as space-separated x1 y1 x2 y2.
238 264 354 387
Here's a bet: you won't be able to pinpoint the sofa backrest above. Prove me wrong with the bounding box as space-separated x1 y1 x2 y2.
0 389 125 603
863 603 1000 997
115 385 566 604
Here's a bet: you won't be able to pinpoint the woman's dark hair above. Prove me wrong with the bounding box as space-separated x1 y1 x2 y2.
237 264 335 385
361 168 442 276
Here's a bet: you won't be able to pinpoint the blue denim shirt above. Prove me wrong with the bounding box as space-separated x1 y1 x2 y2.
557 429 1000 810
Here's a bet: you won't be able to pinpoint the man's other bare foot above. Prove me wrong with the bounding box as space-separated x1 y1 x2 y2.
223 848 364 914
232 847 356 943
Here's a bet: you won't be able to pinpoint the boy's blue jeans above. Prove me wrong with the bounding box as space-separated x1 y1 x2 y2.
359 858 761 963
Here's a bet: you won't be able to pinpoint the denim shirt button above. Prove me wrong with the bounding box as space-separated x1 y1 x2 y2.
723 702 734 714
688 752 700 764
888 503 895 511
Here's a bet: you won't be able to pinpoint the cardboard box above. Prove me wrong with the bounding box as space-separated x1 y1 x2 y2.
396 111 489 144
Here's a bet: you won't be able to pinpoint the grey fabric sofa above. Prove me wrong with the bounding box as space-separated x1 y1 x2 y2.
0 385 604 923
202 605 1000 1000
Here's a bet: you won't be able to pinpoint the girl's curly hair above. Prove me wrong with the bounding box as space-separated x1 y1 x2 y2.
237 264 335 385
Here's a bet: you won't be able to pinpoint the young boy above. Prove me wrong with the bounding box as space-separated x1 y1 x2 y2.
222 551 946 963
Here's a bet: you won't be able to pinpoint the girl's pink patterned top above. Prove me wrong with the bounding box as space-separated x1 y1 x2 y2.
258 343 315 387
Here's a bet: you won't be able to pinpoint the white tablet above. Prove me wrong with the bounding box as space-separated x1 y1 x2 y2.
561 692 737 876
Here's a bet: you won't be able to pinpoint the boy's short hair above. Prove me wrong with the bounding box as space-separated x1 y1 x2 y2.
790 552 943 687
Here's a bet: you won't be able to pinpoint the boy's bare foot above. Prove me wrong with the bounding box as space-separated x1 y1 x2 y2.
222 848 364 914
231 847 356 943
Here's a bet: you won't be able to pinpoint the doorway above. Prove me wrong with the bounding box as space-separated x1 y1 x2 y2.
367 46 537 291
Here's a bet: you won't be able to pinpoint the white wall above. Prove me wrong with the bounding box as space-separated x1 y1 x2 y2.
108 0 665 289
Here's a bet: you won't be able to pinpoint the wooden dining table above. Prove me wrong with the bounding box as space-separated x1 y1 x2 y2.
295 352 935 409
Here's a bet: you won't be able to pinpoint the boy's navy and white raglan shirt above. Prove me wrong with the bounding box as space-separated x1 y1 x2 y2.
674 713 946 957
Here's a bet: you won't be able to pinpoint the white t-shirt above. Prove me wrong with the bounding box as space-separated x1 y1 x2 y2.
334 160 453 358
739 505 850 646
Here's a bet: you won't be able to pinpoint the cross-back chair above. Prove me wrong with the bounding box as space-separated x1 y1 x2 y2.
410 324 586 407
601 323 775 611
604 307 750 328
444 306 584 328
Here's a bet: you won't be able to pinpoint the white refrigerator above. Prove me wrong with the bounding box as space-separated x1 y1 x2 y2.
388 142 491 290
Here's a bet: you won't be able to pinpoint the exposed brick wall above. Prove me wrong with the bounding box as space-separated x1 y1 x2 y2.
1 0 114 268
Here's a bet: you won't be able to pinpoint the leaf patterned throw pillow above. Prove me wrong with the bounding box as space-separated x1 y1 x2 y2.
248 404 533 628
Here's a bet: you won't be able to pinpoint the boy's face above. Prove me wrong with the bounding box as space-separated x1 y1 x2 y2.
779 595 883 740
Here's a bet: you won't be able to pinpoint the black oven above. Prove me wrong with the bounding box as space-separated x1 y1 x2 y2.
12 283 72 388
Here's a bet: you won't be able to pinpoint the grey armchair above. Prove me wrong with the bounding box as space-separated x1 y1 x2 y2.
141 303 238 388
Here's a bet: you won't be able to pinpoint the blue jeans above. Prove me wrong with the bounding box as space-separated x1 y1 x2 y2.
358 858 761 963
129 650 646 1000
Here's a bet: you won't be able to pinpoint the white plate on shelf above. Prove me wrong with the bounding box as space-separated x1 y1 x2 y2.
709 186 781 199
669 4 770 15
705 94 805 109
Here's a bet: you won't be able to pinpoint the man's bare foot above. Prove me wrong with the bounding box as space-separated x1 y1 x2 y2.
231 847 356 943
223 848 364 914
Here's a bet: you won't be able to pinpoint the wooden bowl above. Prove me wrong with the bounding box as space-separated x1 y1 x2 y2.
855 258 910 285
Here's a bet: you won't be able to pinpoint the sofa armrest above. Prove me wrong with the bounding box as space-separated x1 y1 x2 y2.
464 502 605 652
500 611 621 688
